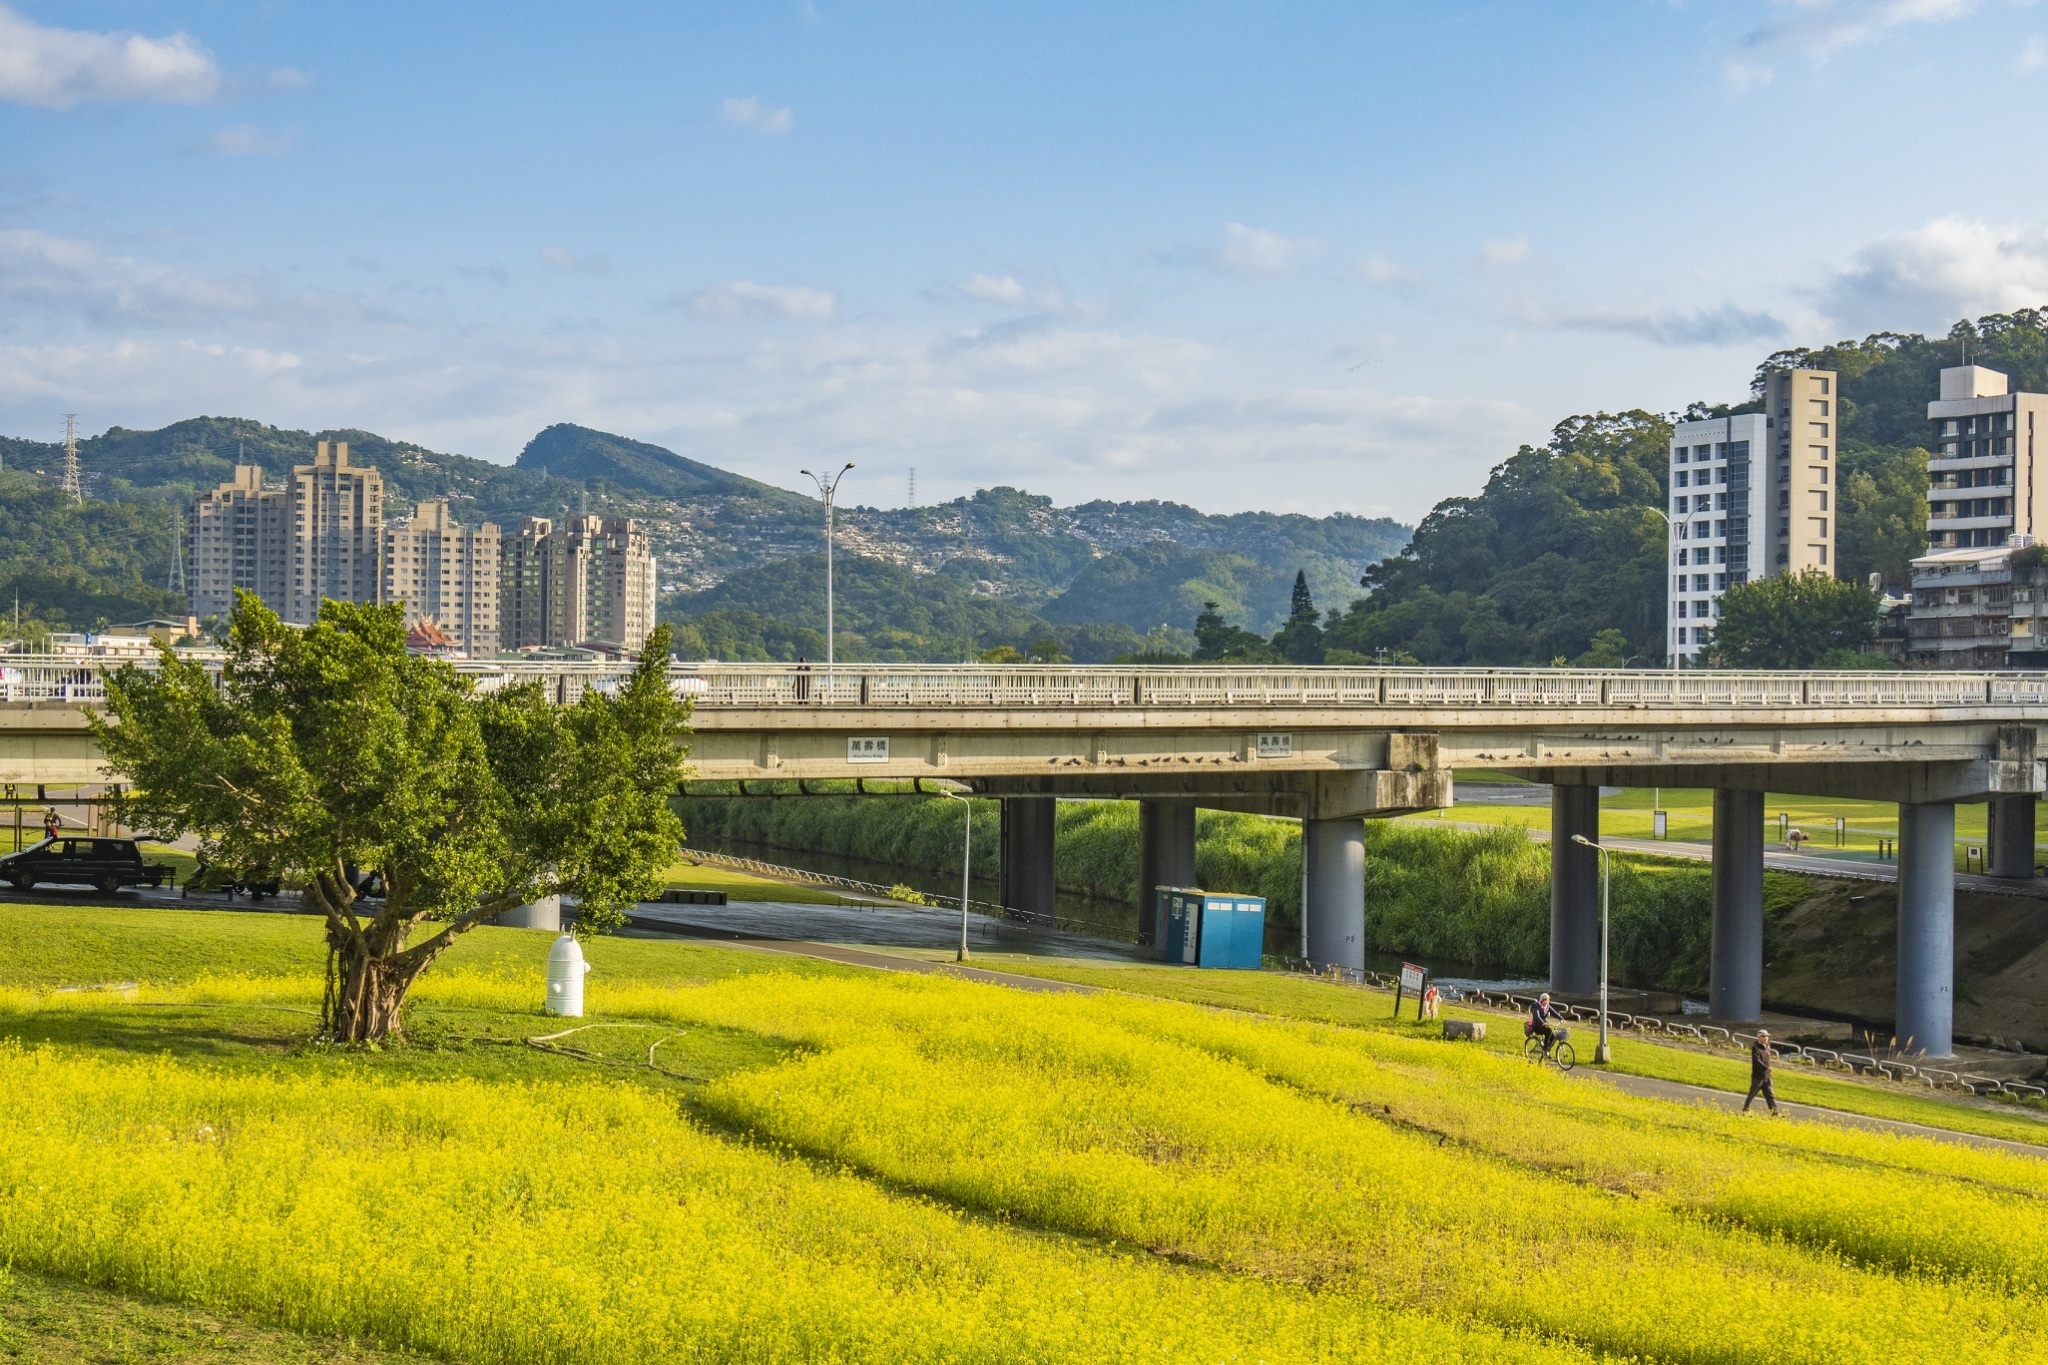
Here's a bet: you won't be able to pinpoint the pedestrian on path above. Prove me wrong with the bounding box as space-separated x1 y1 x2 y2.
1744 1028 1780 1115
41 807 58 842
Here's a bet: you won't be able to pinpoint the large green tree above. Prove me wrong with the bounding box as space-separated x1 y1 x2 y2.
92 594 691 1042
1707 569 1880 668
1270 569 1326 664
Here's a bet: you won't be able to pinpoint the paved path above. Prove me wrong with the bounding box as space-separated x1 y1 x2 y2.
629 898 1144 960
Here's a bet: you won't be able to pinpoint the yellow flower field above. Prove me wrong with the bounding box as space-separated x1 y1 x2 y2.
4 960 2046 1363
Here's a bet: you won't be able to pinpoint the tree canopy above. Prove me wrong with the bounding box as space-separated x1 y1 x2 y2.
92 594 691 1041
1706 569 1880 669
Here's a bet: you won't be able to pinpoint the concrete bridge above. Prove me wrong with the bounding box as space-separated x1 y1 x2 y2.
5 656 2046 1057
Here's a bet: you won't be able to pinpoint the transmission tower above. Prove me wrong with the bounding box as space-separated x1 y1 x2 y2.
168 506 187 596
907 466 917 506
60 414 82 504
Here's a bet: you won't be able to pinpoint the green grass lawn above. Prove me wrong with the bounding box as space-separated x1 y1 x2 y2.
1408 785 2037 870
970 954 2048 1148
657 856 878 905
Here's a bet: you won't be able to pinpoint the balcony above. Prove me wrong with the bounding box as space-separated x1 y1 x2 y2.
1926 514 2015 532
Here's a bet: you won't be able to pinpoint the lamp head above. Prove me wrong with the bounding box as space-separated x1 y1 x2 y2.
1570 834 1596 848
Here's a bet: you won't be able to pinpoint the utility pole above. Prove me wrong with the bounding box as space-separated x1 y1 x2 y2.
800 463 855 668
60 414 82 505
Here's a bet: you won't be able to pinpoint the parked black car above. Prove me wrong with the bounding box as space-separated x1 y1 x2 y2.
0 837 175 893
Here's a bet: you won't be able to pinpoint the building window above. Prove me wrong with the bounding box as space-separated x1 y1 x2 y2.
1674 448 1689 464
1676 470 1689 488
1694 520 1710 537
1715 573 1728 590
1693 574 1710 591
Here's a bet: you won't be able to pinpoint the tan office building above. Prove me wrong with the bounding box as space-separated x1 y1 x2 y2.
187 465 289 619
286 441 385 623
1761 368 1837 575
1925 365 2048 551
499 514 658 650
382 500 502 658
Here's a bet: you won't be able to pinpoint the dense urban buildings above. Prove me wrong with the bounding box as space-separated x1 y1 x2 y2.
499 515 659 651
383 501 502 657
187 445 654 656
1665 367 1837 661
186 464 289 618
1905 542 2048 669
1924 365 2048 552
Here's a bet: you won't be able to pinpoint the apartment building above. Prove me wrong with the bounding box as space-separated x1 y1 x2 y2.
1665 368 1837 661
186 465 289 619
1904 540 2048 669
1924 365 2048 552
382 500 502 658
499 514 658 650
286 441 385 624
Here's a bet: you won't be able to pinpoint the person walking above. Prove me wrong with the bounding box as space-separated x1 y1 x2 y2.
1744 1028 1780 1115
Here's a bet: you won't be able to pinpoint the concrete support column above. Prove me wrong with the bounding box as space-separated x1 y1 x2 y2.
1303 817 1366 973
1988 795 2037 880
999 797 1057 924
1549 784 1600 996
1136 799 1196 946
1709 789 1765 1024
1897 801 1957 1059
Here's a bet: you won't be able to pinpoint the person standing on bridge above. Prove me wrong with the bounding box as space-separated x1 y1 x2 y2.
794 658 811 703
1743 1029 1780 1116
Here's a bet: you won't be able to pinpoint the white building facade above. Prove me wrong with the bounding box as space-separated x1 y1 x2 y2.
1667 413 1768 661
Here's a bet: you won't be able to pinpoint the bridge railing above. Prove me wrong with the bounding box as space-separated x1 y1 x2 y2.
4 655 2047 711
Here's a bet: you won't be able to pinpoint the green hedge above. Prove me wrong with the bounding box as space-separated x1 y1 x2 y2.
678 793 1810 990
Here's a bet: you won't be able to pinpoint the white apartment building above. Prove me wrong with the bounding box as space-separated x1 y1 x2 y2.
1666 368 1838 661
382 500 502 658
1925 365 2048 551
286 441 385 624
187 465 289 619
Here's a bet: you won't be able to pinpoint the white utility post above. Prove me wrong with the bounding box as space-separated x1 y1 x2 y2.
1570 834 1613 1065
1647 507 1679 674
942 788 973 961
800 463 855 669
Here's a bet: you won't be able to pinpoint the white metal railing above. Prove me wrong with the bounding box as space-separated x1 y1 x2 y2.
3 655 2048 713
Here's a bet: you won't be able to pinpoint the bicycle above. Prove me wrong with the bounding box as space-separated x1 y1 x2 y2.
1524 1025 1576 1071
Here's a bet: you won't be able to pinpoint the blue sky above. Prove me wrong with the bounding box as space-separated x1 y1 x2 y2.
4 1 2047 520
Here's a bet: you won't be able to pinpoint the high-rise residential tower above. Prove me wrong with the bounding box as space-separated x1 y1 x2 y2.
382 500 502 657
1924 365 2048 552
498 514 658 651
286 441 385 623
187 465 290 619
1666 367 1838 661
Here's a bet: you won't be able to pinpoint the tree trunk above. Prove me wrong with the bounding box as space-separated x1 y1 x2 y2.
328 936 418 1043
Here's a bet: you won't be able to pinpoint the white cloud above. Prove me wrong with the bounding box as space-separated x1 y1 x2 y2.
1729 0 1980 87
1818 215 2048 332
0 229 262 321
1215 222 1319 278
1526 302 1788 347
2020 35 2048 73
718 95 794 137
266 66 313 91
1356 255 1419 287
957 272 1028 304
209 124 297 157
681 279 837 321
539 246 609 275
0 4 221 109
1480 237 1530 267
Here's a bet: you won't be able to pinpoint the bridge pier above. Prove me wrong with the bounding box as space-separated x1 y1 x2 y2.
1988 795 2037 880
1548 784 1600 996
1897 801 1957 1058
999 797 1057 924
1303 817 1365 972
1136 799 1196 946
1708 789 1765 1024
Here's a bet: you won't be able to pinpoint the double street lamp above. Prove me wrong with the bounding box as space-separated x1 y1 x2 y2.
800 463 855 668
1648 506 1680 674
1568 833 1613 1065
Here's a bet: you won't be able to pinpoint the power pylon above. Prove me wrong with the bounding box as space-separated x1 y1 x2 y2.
168 506 187 596
60 414 82 504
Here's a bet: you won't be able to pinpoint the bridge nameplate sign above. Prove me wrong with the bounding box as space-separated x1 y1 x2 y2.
847 737 890 764
1255 732 1293 758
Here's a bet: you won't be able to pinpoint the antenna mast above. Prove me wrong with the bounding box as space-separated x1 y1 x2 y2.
168 506 187 596
60 414 82 504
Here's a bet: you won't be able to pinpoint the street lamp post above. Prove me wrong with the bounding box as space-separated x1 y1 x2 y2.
942 788 973 962
1648 507 1679 674
1569 833 1613 1065
800 463 855 668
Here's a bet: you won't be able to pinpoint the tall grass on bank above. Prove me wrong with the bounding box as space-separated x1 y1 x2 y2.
680 792 1804 987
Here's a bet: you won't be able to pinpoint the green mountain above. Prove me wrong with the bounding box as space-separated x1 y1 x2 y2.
515 424 806 509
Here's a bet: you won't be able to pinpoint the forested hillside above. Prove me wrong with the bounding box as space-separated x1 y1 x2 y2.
1327 309 2048 665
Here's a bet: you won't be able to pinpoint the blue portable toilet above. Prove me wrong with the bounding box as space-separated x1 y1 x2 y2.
1157 886 1266 969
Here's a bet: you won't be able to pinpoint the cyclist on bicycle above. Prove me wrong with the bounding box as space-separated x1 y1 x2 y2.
1527 993 1563 1055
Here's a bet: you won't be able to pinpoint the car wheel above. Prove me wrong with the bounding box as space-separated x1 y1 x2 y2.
95 874 119 894
9 876 34 891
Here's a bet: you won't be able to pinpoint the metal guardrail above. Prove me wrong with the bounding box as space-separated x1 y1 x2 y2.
677 847 1141 944
5 655 2048 711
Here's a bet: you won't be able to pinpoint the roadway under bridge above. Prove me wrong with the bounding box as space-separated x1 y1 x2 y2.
5 658 2046 1058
